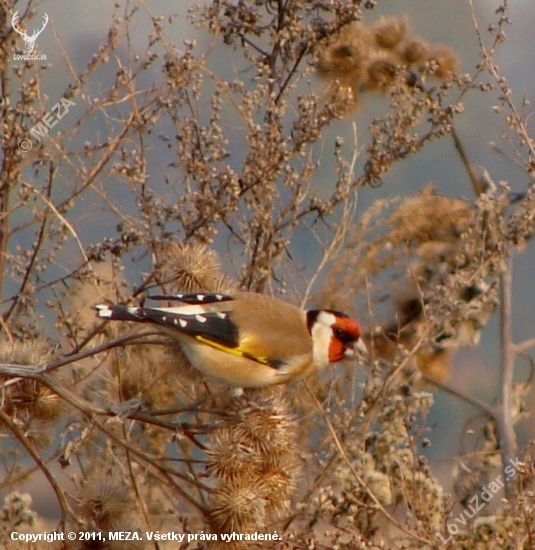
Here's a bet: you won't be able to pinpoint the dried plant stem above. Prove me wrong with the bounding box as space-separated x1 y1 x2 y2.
497 256 517 496
421 375 495 418
0 183 10 302
514 337 535 354
451 124 485 197
123 426 162 550
0 330 162 377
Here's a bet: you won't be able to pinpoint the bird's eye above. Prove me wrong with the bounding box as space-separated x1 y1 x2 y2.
334 327 351 343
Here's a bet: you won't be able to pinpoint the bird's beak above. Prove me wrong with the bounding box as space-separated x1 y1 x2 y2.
354 337 368 357
344 337 368 358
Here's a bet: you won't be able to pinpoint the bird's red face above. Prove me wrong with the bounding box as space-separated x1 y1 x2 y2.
307 309 366 368
327 313 365 363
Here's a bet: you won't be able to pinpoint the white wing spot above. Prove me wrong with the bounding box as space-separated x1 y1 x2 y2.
195 314 207 323
196 294 205 301
173 319 179 325
162 316 167 322
215 294 223 300
216 312 226 319
96 305 112 318
179 319 188 328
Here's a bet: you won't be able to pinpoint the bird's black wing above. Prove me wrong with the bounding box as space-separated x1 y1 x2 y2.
149 293 233 305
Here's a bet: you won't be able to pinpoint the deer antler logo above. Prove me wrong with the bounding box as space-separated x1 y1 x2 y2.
11 11 49 55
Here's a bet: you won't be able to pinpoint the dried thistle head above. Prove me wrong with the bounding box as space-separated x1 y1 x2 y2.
0 340 62 434
362 58 398 93
1 377 61 420
209 480 267 535
372 16 407 51
422 44 459 80
158 241 237 294
316 23 369 82
316 42 365 81
78 477 140 533
206 388 300 540
257 458 299 517
230 387 298 458
0 339 55 366
401 37 429 65
205 428 265 481
316 15 459 115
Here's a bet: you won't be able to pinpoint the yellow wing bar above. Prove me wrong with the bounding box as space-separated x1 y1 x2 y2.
195 335 271 366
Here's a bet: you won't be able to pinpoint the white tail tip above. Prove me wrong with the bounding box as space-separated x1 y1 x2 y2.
95 304 113 318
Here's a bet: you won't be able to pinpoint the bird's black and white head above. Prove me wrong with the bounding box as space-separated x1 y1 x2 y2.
306 309 366 370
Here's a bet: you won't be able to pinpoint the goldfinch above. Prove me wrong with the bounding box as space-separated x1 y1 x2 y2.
95 292 366 388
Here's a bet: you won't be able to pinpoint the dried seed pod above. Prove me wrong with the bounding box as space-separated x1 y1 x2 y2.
0 340 62 437
159 241 236 294
401 37 429 65
372 16 407 50
363 58 398 93
316 23 370 82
